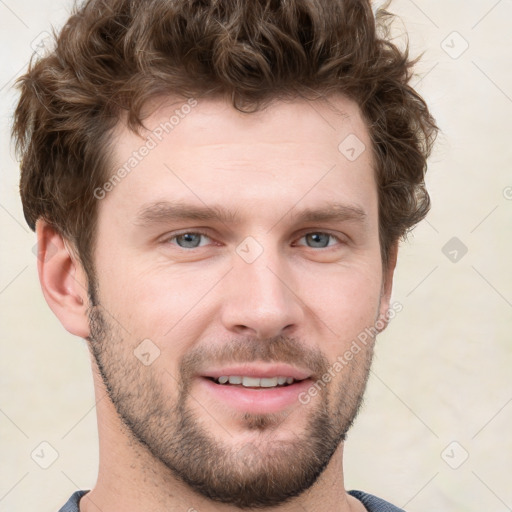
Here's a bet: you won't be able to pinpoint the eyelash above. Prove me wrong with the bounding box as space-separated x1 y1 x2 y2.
163 230 345 249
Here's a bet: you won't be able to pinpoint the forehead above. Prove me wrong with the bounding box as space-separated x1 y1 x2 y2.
102 94 377 225
126 94 371 158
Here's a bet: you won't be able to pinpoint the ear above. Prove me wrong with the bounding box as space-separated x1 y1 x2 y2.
35 219 91 338
376 240 399 333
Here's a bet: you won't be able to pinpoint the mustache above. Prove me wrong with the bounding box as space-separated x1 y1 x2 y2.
179 335 330 382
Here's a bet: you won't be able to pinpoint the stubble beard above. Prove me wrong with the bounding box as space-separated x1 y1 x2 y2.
87 304 374 508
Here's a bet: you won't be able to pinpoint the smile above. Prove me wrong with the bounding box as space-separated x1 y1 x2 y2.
209 375 302 388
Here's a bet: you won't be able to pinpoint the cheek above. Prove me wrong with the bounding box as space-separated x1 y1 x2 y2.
297 262 382 345
96 240 382 352
100 263 223 343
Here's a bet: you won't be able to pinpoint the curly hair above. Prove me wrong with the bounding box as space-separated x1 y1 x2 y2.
12 0 438 282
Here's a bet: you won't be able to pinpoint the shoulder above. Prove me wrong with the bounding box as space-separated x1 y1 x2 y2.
348 489 406 512
57 490 90 512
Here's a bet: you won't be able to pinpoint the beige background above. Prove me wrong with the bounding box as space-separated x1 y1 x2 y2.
1 1 511 511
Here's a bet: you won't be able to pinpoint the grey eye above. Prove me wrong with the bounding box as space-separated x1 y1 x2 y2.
304 233 332 248
174 233 204 248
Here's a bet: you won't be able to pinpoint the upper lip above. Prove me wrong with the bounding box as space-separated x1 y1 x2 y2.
200 364 312 380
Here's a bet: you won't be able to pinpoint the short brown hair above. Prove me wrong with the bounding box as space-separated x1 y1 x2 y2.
12 0 438 286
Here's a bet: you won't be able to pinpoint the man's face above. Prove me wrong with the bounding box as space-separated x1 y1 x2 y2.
87 95 392 508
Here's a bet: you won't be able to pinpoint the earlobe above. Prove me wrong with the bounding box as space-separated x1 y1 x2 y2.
35 220 91 338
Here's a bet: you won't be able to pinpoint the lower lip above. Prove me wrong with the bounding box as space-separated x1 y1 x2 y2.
198 377 313 414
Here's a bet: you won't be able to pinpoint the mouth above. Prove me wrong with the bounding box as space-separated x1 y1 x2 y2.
197 364 314 414
205 375 305 388
201 363 312 387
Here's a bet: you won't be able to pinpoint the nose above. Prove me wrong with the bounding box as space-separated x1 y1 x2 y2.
219 244 304 339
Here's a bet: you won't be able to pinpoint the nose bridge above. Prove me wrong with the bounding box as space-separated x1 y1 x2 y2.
220 237 302 337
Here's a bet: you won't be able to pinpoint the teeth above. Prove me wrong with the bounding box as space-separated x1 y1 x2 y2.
259 377 278 387
242 376 260 387
214 376 298 387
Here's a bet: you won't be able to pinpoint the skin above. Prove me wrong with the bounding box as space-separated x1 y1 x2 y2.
37 94 398 512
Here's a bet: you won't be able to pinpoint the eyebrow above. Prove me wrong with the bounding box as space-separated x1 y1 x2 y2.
134 200 367 229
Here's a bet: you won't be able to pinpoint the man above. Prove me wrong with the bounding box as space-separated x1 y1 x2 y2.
12 0 438 510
